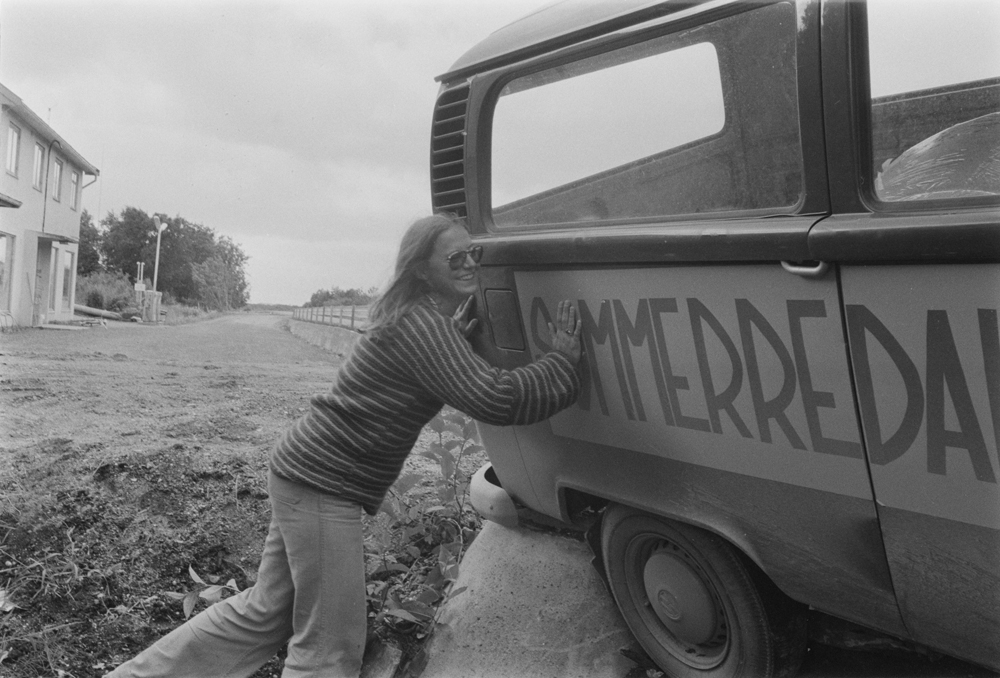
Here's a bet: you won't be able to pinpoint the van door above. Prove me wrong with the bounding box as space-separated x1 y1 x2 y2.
815 1 1000 668
465 0 906 638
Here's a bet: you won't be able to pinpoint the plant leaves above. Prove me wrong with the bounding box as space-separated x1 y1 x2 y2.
401 599 436 620
182 590 199 619
199 585 225 600
428 417 445 434
393 473 422 496
164 591 187 601
384 608 421 623
446 586 468 602
188 564 206 586
443 422 465 439
378 501 399 520
416 587 441 605
226 578 239 591
0 589 18 613
438 451 455 479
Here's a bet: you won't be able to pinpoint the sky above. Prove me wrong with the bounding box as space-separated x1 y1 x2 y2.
0 0 540 305
3 1 997 305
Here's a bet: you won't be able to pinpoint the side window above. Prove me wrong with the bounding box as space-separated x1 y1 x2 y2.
70 171 80 210
33 144 44 190
490 3 802 230
52 159 63 202
5 124 20 176
869 0 1000 203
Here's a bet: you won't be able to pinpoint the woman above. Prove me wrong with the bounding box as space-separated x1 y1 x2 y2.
108 213 583 678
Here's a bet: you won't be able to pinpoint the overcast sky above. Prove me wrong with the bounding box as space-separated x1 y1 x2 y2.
0 0 539 304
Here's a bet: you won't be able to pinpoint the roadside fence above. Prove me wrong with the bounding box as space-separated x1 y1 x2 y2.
292 305 369 332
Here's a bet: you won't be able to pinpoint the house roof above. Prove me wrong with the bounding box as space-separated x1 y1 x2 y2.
0 82 100 177
436 0 699 83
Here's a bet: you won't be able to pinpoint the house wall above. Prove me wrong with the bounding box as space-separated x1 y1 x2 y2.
1 105 89 326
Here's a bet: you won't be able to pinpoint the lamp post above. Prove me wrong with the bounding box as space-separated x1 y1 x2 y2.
153 216 167 292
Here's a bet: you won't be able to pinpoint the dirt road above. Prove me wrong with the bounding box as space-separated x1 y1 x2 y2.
2 312 335 458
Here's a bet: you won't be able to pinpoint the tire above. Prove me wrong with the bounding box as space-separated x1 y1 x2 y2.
601 504 807 678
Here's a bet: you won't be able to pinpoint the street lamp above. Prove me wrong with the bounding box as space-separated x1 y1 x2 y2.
153 216 168 293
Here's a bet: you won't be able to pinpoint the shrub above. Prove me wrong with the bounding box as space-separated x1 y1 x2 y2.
85 289 105 309
76 271 134 312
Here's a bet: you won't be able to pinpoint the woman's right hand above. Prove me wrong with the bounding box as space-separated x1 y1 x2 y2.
547 300 583 364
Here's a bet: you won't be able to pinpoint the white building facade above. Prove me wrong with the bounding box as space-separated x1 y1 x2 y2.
1 83 99 327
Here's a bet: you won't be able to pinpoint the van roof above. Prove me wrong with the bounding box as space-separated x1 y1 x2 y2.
437 0 697 83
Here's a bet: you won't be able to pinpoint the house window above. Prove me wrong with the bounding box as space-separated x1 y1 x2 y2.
5 124 20 176
61 250 74 312
48 249 59 312
52 159 63 202
70 171 80 209
33 144 44 190
0 233 12 311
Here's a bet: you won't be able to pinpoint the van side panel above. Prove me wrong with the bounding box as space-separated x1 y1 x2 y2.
497 264 908 637
841 264 1000 667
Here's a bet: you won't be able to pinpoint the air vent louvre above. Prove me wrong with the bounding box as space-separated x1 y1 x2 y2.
430 85 470 219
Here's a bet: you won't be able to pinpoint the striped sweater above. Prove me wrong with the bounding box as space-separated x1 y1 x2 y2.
270 301 581 514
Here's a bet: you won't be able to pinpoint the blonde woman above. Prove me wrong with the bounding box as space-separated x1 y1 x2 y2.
108 213 583 678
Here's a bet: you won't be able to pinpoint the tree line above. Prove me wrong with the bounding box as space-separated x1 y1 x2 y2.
78 207 249 310
304 286 379 308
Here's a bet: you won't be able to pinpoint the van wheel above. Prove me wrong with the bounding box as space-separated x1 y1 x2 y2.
601 504 806 678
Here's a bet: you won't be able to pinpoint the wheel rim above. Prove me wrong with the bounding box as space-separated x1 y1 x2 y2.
625 533 730 669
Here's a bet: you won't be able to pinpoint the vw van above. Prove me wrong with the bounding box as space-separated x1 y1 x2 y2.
436 0 1000 675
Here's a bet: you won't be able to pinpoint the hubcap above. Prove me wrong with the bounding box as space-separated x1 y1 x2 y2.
643 551 716 644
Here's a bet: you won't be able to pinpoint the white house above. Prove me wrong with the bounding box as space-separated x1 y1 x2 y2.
1 82 100 327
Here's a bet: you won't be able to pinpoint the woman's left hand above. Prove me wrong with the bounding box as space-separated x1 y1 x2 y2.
453 295 478 337
548 300 582 364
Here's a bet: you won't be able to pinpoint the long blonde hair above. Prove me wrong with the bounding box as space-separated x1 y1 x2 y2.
366 213 464 337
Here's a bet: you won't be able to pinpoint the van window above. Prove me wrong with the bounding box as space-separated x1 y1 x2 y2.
869 0 1000 203
490 2 802 229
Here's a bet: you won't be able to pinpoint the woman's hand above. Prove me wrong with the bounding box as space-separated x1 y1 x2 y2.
547 300 583 364
453 295 478 338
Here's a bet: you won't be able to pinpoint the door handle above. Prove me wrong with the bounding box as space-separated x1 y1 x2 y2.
781 260 829 278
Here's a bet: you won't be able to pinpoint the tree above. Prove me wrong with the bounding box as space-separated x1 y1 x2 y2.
305 286 379 307
99 206 250 308
153 216 216 303
101 206 153 282
77 210 103 276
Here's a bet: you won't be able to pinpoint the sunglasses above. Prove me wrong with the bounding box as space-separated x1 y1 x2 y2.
444 245 483 270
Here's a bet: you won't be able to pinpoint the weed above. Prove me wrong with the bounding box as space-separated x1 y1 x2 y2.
164 565 241 619
364 409 482 642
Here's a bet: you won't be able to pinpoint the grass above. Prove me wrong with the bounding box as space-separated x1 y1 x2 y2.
161 304 223 325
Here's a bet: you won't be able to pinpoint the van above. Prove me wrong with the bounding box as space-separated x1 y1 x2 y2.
437 1 999 676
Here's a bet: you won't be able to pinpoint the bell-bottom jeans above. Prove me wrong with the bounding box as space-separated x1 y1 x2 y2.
107 472 367 678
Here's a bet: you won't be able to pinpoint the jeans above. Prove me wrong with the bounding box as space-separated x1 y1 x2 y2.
107 472 366 678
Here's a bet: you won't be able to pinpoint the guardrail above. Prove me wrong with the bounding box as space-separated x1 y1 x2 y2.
292 305 369 331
